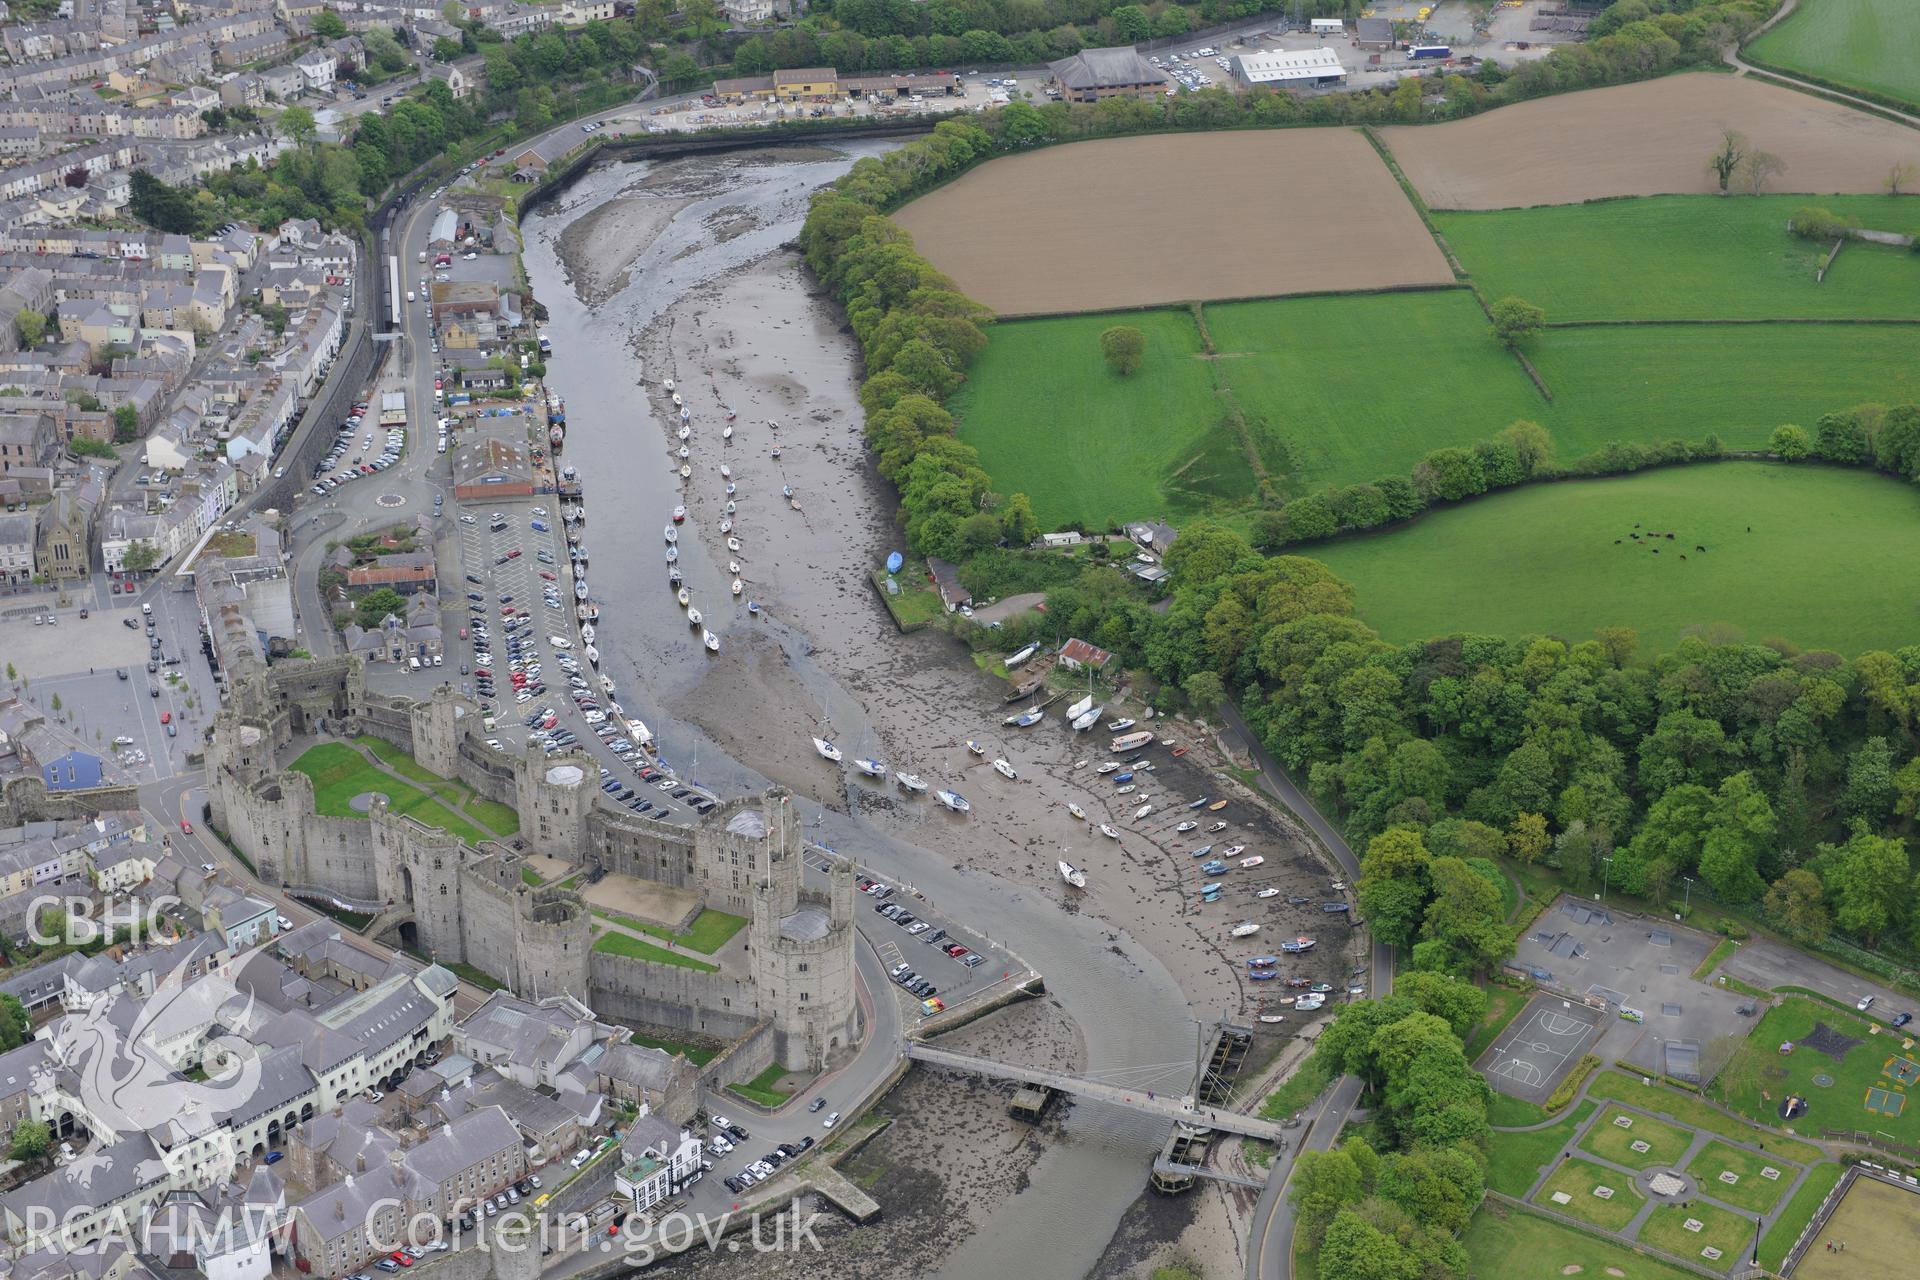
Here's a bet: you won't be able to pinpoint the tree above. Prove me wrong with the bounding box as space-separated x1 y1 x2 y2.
1395 970 1488 1039
1741 147 1787 195
1707 129 1746 194
1111 3 1151 40
0 996 25 1052
1824 824 1907 946
1844 736 1895 821
1099 325 1146 376
14 308 45 349
1506 811 1548 864
1761 868 1829 944
432 36 463 62
1358 826 1431 950
1291 1139 1375 1246
1769 423 1810 459
1489 296 1544 349
312 7 348 37
1499 419 1553 475
1422 855 1510 973
1183 670 1226 711
1888 161 1920 196
9 1119 49 1162
277 105 317 149
1318 1209 1416 1280
113 403 139 442
1001 493 1037 546
121 541 158 573
353 586 406 629
70 437 115 460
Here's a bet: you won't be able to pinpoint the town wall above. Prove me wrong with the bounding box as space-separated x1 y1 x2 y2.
0 776 140 828
586 949 761 1044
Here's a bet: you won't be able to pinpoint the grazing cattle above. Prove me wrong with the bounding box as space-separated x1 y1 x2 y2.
1680 554 1687 560
1696 545 1705 552
1614 539 1622 545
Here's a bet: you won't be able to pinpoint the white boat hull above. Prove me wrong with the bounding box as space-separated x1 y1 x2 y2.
1058 861 1087 889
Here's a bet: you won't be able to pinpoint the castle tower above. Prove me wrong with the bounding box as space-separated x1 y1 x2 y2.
750 790 858 1071
409 685 471 780
372 806 465 958
513 750 595 861
513 885 592 1001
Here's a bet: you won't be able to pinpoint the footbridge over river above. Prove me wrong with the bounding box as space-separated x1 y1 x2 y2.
902 1042 1287 1142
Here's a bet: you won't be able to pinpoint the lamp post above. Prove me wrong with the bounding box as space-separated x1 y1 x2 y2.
1682 876 1695 911
1600 856 1615 905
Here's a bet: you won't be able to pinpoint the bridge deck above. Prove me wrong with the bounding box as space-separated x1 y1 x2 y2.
1153 1156 1269 1190
905 1043 1284 1141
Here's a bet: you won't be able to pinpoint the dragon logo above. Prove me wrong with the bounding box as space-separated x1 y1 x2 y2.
34 954 264 1194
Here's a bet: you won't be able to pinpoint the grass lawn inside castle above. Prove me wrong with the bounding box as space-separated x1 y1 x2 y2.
288 738 519 848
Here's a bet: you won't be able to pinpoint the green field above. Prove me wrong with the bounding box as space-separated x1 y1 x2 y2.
1308 463 1920 653
1532 1157 1644 1231
948 308 1224 530
1466 1202 1711 1280
958 291 1918 524
1636 1201 1751 1272
1587 1071 1824 1161
1685 1141 1795 1215
289 741 496 847
1716 998 1920 1145
1435 196 1920 321
1581 1106 1694 1169
1747 0 1920 107
1757 1162 1846 1269
355 735 520 835
1487 1099 1596 1197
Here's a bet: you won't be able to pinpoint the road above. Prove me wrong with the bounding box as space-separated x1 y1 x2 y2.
1218 703 1391 1280
1722 0 1920 129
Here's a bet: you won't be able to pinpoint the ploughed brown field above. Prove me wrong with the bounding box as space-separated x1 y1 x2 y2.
1381 72 1920 210
893 129 1453 315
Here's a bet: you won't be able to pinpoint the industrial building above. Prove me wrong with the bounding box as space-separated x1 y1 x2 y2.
1231 48 1348 89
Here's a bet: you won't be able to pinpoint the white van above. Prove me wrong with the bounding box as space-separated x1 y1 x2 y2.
409 656 420 670
406 290 416 303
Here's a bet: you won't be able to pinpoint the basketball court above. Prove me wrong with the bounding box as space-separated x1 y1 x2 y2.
1478 993 1606 1103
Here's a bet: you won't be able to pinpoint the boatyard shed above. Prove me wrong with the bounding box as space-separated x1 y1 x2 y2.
452 428 531 502
1058 638 1114 672
926 557 970 613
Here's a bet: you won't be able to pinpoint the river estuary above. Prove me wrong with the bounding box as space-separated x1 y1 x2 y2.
521 142 1331 1278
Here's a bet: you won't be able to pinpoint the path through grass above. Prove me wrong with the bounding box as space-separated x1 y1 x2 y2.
1488 1099 1595 1197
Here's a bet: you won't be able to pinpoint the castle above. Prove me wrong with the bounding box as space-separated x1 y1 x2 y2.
206 655 860 1073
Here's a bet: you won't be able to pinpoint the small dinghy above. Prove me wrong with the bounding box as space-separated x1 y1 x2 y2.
687 607 702 627
672 505 686 523
855 758 887 778
1257 887 1281 899
1099 824 1122 841
895 772 928 793
1067 802 1087 820
1109 718 1136 732
703 630 719 653
1231 922 1261 939
669 567 683 587
966 741 986 756
725 501 736 515
726 537 742 554
747 600 760 616
671 392 682 407
1240 855 1265 869
1208 799 1229 812
665 546 678 563
680 407 690 422
679 464 691 480
723 425 733 441
728 560 740 575
720 520 732 535
725 482 736 496
1058 860 1087 889
731 579 743 596
678 424 690 441
813 738 843 762
1096 762 1122 774
720 464 733 479
993 758 1017 780
677 587 690 608
771 446 782 459
782 484 794 500
936 790 971 813
678 445 689 460
664 525 678 543
1134 802 1154 820
1207 821 1228 833
1115 784 1137 795
1258 1014 1286 1025
664 378 674 392
1175 820 1197 834
585 644 599 666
